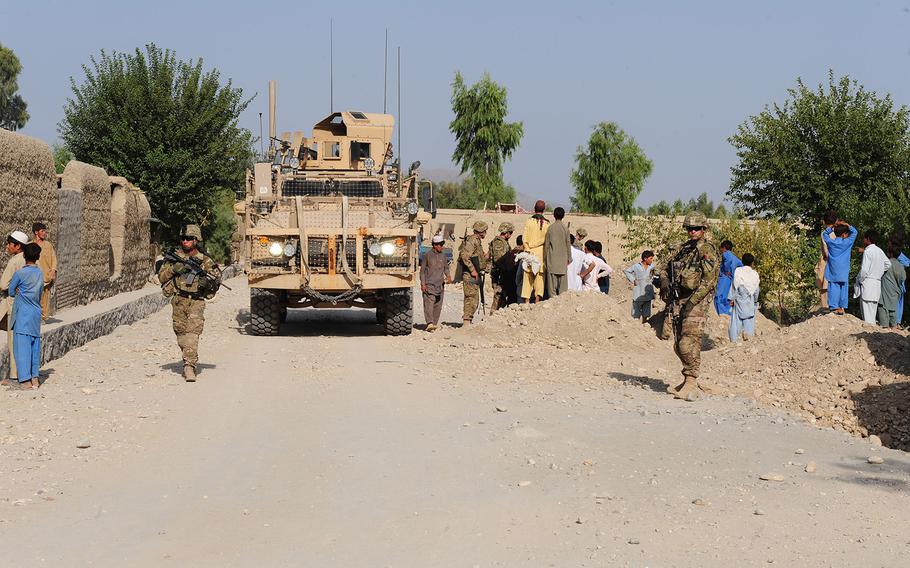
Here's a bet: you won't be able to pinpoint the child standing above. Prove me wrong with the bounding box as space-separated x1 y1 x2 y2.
823 222 858 314
729 253 760 342
9 243 44 389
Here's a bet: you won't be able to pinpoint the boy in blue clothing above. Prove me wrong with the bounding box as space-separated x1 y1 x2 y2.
714 240 743 316
823 222 858 314
8 243 44 389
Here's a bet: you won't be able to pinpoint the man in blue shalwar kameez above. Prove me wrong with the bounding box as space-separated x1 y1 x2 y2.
823 222 858 314
714 240 742 316
895 244 909 324
8 243 44 389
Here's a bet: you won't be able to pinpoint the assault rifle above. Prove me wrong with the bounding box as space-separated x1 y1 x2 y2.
470 255 486 315
163 250 231 292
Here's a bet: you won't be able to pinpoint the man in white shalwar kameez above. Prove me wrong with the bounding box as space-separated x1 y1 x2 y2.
855 230 891 324
567 235 586 292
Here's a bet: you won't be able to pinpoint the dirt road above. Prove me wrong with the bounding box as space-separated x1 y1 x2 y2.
3 281 910 566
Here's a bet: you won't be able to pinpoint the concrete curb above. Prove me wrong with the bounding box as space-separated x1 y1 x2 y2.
1 265 241 382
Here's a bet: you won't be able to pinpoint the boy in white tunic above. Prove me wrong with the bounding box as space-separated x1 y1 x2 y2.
855 230 890 324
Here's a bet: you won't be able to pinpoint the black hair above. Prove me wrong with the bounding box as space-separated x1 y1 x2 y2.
32 222 47 233
641 250 654 261
570 234 576 244
823 211 838 225
6 235 23 247
553 207 565 220
23 243 41 263
864 230 879 245
833 225 850 237
720 240 734 250
516 235 523 246
742 253 754 266
591 241 603 254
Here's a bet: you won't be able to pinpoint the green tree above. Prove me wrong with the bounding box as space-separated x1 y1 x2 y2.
52 143 73 174
570 122 653 217
59 43 254 258
433 177 517 210
449 72 523 206
646 200 671 215
728 71 910 236
0 43 29 130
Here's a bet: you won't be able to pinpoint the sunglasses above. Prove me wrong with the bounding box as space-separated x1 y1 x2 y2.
685 226 704 232
180 236 197 241
432 242 444 246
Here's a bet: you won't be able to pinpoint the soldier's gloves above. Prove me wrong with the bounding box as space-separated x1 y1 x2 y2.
172 262 187 275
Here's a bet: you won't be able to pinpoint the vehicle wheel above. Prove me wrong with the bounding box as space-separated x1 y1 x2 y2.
383 288 413 336
376 304 386 324
280 306 288 323
250 288 281 336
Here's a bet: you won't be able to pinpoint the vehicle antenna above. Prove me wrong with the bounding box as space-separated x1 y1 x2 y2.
383 28 389 114
330 18 335 113
258 112 264 158
397 45 402 195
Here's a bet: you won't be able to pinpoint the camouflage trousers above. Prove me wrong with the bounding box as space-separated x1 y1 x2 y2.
172 295 206 368
490 283 503 311
463 278 480 321
674 315 706 379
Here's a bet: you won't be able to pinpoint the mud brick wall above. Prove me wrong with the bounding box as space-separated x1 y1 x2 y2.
54 188 84 311
0 129 58 270
61 161 112 304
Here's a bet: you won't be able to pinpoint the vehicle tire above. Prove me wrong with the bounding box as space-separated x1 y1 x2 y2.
250 288 282 336
383 288 413 336
280 306 288 323
376 304 386 324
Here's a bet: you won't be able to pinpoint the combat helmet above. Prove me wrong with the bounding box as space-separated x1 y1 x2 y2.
682 212 708 229
472 220 488 233
182 224 203 241
498 222 514 234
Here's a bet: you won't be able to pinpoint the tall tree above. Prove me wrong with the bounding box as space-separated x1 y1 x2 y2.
728 71 910 235
0 43 29 130
570 122 653 217
449 72 523 206
59 44 253 254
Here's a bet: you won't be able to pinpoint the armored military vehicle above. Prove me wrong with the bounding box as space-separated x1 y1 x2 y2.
238 82 433 335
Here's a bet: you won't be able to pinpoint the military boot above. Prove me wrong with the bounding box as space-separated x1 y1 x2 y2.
666 380 684 395
183 365 197 382
673 376 699 401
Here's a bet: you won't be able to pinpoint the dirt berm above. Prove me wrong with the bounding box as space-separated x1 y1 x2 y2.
417 288 910 451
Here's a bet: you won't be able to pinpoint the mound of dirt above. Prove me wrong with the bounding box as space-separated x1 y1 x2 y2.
704 312 910 450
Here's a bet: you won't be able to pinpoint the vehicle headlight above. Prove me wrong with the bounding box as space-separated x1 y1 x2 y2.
268 241 284 256
364 157 375 171
406 200 419 215
380 241 397 256
288 157 300 169
283 241 297 257
369 242 381 256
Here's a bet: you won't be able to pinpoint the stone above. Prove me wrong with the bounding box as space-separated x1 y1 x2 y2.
692 498 709 506
867 456 884 465
518 480 532 487
758 473 785 482
794 448 805 455
754 508 766 516
495 406 508 413
804 461 817 473
869 435 882 447
76 439 91 449
628 538 640 545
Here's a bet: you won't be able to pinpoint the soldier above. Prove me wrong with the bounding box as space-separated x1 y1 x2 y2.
157 224 222 382
489 222 514 311
656 212 719 401
574 227 588 250
460 221 489 325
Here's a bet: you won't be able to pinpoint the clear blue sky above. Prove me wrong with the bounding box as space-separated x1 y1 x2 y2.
4 0 910 208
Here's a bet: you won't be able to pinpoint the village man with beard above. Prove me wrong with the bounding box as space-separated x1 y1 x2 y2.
521 200 549 303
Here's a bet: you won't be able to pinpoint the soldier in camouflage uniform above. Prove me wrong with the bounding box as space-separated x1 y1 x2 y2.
460 221 489 324
489 222 514 311
574 227 588 250
158 224 222 382
656 212 719 401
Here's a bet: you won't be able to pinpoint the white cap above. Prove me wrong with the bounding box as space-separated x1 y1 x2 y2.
9 230 30 245
431 234 445 244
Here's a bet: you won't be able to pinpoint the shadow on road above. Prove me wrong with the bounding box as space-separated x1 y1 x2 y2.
829 454 910 492
234 307 394 338
608 371 671 393
848 331 910 451
160 362 217 374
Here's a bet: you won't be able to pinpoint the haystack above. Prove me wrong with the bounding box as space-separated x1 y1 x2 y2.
0 128 58 269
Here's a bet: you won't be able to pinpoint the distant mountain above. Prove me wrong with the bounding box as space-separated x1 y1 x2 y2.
421 167 463 184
